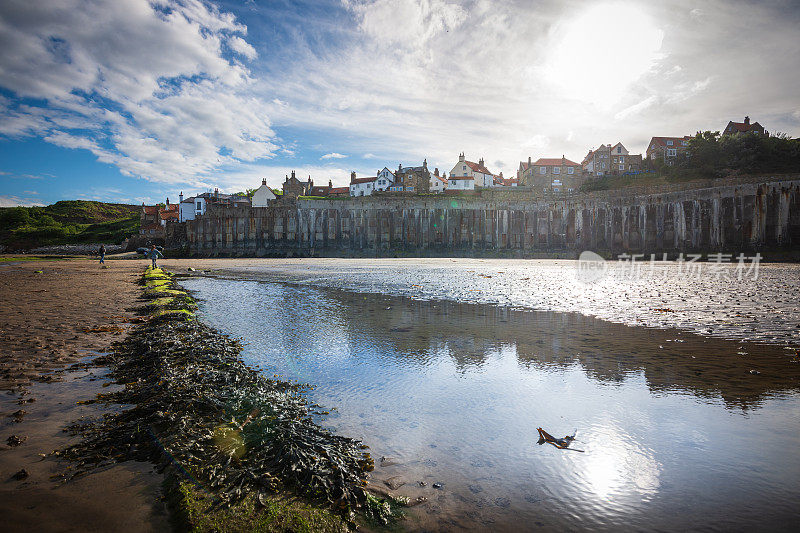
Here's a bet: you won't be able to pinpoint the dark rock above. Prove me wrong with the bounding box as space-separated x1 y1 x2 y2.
749 369 761 375
432 482 443 489
12 469 28 480
6 435 26 447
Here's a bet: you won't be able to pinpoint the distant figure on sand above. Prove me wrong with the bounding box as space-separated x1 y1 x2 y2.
98 244 105 264
146 245 163 269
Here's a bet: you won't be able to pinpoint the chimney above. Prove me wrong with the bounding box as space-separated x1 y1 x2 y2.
528 156 531 166
350 171 356 183
291 170 296 180
459 152 465 162
398 163 403 172
166 197 169 206
499 172 503 178
423 158 427 169
479 157 484 167
744 116 750 125
179 191 183 203
328 179 332 188
262 178 266 186
434 168 439 177
214 187 219 198
562 155 566 166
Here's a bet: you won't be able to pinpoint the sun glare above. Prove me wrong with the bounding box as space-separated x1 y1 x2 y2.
545 3 664 105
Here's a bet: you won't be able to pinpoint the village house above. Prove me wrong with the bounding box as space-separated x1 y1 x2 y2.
494 172 517 187
141 198 178 236
349 171 377 196
430 168 448 193
281 171 312 198
252 178 277 207
390 161 431 193
722 116 767 136
375 167 396 191
450 153 496 188
582 142 643 176
517 157 533 184
645 136 692 165
178 189 250 222
525 156 583 192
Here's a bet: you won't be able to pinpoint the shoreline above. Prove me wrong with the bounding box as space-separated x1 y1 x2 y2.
3 257 799 531
0 259 169 532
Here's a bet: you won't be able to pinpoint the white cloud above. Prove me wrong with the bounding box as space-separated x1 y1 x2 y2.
0 195 45 207
228 35 257 60
259 0 800 177
0 0 274 184
321 152 347 159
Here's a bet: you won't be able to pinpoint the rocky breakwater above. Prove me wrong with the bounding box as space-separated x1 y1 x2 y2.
59 267 406 528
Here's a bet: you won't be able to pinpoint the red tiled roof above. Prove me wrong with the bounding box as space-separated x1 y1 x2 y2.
142 205 159 215
350 177 377 185
433 175 447 184
726 121 762 133
649 136 692 147
532 158 581 167
159 211 178 220
164 203 178 212
519 161 530 170
329 187 349 194
465 160 493 175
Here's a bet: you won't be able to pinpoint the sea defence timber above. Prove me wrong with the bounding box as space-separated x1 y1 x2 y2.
182 176 800 257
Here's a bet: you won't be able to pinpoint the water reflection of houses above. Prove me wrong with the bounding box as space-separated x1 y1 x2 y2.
327 290 799 409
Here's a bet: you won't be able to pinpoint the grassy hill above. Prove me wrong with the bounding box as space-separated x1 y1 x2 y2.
0 200 140 250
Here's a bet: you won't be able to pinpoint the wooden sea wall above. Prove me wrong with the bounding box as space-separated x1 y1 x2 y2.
184 178 800 257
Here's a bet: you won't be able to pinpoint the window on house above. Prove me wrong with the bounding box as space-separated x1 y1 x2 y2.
539 167 546 174
196 202 202 210
619 156 624 163
619 164 625 171
617 146 622 153
462 165 466 171
667 148 677 156
666 140 674 146
568 167 574 174
553 167 560 174
682 141 688 146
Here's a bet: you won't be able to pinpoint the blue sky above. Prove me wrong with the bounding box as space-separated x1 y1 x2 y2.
2 0 799 207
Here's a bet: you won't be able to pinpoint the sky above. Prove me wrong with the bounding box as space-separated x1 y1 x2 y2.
1 0 799 207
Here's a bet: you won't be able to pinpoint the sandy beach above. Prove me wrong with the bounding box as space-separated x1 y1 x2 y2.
0 258 169 532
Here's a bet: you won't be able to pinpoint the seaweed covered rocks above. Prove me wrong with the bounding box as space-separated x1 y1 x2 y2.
61 268 373 515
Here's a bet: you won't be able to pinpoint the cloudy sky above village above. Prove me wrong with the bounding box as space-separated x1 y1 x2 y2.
1 0 799 206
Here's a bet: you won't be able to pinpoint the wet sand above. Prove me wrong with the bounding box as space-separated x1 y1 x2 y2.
0 259 168 532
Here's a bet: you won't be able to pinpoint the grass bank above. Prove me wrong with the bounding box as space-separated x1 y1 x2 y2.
0 200 140 250
60 267 405 531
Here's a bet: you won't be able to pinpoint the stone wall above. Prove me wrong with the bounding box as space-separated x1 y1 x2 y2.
183 177 800 257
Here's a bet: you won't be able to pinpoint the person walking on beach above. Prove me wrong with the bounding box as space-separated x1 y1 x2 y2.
98 244 106 265
146 244 163 269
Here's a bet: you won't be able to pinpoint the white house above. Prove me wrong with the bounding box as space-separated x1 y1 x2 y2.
349 172 377 196
448 175 474 190
430 170 448 193
252 178 277 207
178 192 206 222
375 167 395 191
449 153 499 187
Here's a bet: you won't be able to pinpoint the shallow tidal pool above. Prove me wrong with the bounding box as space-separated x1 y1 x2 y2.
182 260 800 531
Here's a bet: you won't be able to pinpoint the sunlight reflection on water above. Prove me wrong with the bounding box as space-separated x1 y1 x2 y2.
182 267 800 531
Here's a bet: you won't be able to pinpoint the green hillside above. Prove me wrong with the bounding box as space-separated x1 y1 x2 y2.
0 200 140 250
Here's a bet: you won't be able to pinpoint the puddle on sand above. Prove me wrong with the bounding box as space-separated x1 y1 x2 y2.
182 275 800 532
